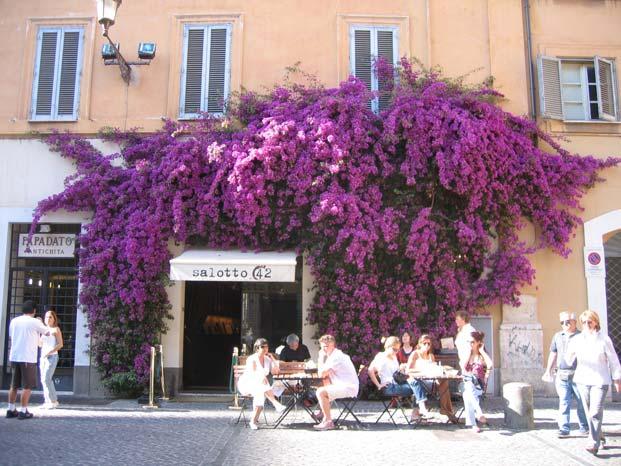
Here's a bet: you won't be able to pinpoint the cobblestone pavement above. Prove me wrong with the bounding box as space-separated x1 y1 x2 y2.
1 397 620 466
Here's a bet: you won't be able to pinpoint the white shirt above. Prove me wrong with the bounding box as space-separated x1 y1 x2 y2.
566 331 621 386
318 348 359 391
455 322 477 365
370 351 399 385
41 330 59 356
9 314 48 363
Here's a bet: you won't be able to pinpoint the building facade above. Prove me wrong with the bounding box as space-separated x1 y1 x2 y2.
0 0 619 396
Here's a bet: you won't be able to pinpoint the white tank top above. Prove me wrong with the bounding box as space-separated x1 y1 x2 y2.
41 330 58 355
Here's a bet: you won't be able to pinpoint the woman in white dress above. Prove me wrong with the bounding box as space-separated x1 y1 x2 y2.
40 309 63 408
237 338 285 429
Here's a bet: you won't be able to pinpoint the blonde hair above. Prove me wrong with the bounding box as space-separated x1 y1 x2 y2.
45 310 59 328
319 334 336 344
579 310 601 331
383 336 400 350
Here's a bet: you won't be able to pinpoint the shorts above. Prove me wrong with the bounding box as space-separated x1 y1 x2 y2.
321 383 358 401
10 362 37 390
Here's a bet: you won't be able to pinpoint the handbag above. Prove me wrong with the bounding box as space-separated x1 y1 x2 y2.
392 370 408 385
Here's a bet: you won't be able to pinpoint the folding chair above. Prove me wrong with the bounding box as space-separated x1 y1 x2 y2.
374 392 411 426
231 363 268 427
333 365 366 428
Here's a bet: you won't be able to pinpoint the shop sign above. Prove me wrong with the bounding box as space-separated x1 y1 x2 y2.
18 234 76 258
176 264 294 282
584 246 605 278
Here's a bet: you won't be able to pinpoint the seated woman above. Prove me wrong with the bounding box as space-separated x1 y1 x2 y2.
460 331 492 432
368 336 413 400
407 334 458 423
237 338 286 430
396 330 415 365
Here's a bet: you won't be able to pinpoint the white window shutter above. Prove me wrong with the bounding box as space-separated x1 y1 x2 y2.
595 56 618 121
33 30 59 118
206 27 229 114
181 27 206 117
376 29 395 111
537 55 563 120
352 28 373 95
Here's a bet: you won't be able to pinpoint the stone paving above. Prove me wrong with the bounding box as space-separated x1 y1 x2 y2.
1 397 620 466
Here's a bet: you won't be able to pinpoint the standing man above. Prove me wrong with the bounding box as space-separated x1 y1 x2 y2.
542 311 588 438
455 311 477 370
279 334 311 362
314 335 359 431
6 300 49 419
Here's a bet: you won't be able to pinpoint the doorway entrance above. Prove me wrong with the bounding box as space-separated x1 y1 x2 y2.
182 280 301 390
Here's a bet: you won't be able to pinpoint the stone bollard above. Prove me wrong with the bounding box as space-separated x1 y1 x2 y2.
503 382 534 430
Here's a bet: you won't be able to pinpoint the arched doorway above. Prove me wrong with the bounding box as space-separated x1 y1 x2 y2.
584 210 621 401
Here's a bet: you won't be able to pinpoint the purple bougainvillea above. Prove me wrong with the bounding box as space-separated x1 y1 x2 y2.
32 60 618 393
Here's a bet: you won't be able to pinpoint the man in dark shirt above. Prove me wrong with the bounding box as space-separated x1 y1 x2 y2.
543 311 588 438
279 334 311 362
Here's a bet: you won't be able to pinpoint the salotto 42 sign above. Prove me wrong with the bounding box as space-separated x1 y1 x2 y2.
18 234 76 258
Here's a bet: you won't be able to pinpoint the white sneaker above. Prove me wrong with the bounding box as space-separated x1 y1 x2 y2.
50 401 59 409
249 422 258 430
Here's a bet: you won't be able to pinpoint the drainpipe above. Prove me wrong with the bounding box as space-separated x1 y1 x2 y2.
522 0 537 121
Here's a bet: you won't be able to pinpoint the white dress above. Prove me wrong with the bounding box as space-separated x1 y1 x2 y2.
237 353 283 408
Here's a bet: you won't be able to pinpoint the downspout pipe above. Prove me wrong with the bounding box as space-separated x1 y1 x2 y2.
522 0 537 121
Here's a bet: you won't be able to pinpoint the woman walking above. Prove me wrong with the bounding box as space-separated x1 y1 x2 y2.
566 310 621 455
459 331 492 432
40 309 63 409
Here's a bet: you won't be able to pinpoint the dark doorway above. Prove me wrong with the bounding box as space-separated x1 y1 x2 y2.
2 223 79 391
183 282 242 389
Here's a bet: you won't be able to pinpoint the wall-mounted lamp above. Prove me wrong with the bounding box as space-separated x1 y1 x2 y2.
96 0 156 84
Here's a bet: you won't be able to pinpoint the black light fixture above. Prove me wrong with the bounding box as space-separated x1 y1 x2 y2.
96 0 156 84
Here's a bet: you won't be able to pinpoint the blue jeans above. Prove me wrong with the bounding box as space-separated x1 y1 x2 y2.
409 379 432 403
40 354 59 404
556 375 588 433
382 382 413 398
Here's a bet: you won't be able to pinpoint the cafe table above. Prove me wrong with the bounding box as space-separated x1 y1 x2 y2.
272 370 325 428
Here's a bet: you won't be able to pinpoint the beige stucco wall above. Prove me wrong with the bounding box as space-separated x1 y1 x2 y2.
1 0 620 391
527 0 621 368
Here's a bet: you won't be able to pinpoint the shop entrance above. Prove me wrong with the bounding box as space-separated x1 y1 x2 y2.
182 280 301 390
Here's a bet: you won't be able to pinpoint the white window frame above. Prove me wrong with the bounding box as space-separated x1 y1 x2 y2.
30 26 84 122
538 55 619 122
349 25 399 113
179 23 232 120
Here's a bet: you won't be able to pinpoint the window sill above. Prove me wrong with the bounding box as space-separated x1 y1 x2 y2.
28 119 78 123
562 119 621 124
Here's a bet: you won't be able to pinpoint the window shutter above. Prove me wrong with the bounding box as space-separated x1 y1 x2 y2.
595 56 618 121
353 29 373 94
206 27 228 114
377 29 395 111
57 30 82 118
182 28 206 117
34 31 59 118
537 55 563 120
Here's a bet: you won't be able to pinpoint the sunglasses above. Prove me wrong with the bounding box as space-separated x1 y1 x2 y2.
421 342 431 346
560 320 572 326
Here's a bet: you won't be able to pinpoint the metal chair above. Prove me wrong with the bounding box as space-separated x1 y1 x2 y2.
333 365 366 428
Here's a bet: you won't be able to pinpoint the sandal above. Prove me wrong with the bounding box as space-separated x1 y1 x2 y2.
478 415 488 425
